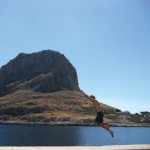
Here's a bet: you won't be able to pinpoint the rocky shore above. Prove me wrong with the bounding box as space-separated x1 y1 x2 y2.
0 120 150 127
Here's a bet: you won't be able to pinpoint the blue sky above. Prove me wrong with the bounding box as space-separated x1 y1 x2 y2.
0 0 150 113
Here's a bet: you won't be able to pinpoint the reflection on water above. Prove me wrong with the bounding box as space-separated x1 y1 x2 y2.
0 123 150 146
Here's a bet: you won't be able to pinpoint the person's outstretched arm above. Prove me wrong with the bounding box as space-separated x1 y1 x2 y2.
80 90 94 102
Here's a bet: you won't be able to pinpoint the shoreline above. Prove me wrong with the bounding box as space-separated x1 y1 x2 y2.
0 120 150 127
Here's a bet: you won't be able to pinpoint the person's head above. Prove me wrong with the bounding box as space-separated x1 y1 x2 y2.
90 95 96 99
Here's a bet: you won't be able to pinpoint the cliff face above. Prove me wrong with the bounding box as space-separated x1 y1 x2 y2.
0 50 79 96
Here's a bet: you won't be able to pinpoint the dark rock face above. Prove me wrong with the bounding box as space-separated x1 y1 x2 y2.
0 50 79 96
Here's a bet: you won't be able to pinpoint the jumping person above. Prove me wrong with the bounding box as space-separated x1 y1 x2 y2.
81 90 114 138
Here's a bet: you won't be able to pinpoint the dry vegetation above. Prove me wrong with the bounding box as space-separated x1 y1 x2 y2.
0 89 116 125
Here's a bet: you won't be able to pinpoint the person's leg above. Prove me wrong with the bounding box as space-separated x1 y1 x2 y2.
103 122 109 128
96 122 114 138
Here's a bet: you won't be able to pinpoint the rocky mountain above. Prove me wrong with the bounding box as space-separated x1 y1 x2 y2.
0 50 79 96
0 50 117 125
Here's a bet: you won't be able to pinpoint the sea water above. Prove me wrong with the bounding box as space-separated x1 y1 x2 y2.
0 123 150 146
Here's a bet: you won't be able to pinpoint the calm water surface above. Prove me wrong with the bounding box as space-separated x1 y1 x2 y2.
0 123 150 146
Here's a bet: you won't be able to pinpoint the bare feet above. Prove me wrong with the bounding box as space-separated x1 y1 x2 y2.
110 131 114 138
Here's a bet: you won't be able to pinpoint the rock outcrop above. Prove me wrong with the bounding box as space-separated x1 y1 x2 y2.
0 50 79 96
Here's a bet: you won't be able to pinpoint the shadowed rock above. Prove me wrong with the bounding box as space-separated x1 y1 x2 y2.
0 50 79 96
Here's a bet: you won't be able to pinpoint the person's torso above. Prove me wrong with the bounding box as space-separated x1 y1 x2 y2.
92 100 101 113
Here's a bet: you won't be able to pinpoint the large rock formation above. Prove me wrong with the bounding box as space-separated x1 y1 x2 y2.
0 50 79 96
0 49 118 125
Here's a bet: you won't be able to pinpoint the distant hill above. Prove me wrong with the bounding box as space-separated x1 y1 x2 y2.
0 50 116 125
